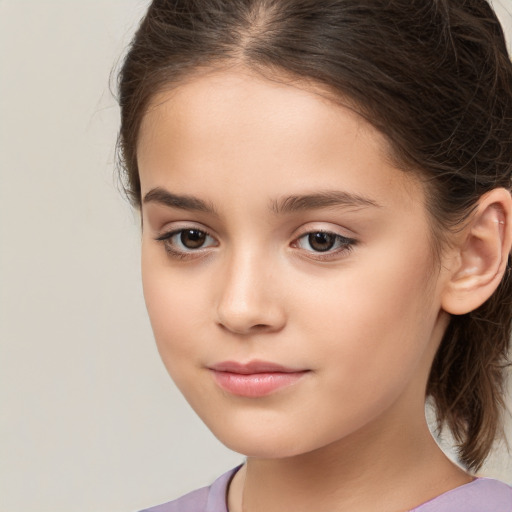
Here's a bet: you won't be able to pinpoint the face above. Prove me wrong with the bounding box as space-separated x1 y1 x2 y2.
137 68 451 458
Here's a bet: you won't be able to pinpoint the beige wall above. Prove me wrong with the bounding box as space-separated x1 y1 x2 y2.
0 1 511 510
495 0 512 44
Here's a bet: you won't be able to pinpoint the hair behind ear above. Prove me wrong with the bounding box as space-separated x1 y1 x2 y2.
429 189 512 471
428 254 512 471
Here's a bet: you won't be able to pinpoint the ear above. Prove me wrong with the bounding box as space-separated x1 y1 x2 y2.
441 188 512 315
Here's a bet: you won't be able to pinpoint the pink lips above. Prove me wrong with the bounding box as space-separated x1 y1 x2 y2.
209 360 309 397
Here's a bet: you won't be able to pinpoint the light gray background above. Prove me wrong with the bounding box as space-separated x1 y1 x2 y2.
1 1 511 511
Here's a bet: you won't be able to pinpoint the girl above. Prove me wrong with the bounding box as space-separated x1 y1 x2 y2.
116 1 512 510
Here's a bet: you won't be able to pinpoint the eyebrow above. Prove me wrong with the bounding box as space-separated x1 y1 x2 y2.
142 187 380 216
143 187 217 215
270 191 381 214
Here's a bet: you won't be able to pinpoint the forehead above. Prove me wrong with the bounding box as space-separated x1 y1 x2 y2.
137 68 423 212
139 67 383 158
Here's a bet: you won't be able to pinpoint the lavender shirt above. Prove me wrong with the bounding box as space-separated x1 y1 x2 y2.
140 466 512 512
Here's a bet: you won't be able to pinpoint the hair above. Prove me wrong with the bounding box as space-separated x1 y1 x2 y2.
116 0 512 471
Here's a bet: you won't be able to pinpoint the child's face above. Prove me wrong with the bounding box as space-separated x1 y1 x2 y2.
137 68 452 458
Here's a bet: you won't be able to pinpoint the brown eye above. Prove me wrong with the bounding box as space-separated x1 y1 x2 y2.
180 229 207 249
295 230 356 257
156 227 217 256
307 232 336 252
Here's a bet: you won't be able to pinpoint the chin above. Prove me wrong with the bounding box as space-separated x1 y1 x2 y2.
202 414 330 459
216 432 307 459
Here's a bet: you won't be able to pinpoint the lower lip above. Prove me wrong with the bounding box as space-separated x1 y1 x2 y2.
211 370 308 397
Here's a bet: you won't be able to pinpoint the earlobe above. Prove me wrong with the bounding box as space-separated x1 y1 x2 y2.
441 188 512 316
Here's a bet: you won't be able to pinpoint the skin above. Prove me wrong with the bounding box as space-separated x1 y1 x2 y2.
137 68 480 511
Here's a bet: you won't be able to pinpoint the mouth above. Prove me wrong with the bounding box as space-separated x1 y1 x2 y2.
208 360 310 397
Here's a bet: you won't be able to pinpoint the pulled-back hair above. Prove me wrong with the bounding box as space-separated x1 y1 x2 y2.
116 0 512 471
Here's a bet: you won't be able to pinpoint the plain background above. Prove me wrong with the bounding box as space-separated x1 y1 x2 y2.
1 1 511 511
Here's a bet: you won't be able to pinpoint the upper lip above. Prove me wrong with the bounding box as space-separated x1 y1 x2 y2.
209 360 305 374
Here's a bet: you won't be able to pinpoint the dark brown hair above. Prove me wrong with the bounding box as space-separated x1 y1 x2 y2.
116 0 512 471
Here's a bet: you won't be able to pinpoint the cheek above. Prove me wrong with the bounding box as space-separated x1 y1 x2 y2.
141 247 208 373
281 252 439 444
296 240 438 394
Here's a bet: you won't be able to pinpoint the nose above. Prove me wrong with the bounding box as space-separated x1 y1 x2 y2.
215 249 286 335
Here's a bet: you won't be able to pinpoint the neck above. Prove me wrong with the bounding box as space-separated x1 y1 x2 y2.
229 408 471 512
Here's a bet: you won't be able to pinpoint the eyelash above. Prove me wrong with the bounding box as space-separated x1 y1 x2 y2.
292 231 356 260
155 228 357 261
155 228 217 259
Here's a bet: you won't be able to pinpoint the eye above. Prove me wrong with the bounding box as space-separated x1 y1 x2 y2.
156 228 217 257
294 231 356 255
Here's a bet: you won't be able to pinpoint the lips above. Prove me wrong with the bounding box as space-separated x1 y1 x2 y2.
209 360 309 397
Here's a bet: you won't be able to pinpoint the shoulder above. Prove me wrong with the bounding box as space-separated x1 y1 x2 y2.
138 466 242 512
412 478 512 512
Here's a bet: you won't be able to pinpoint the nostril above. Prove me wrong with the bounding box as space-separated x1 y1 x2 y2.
217 321 272 335
215 282 286 334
